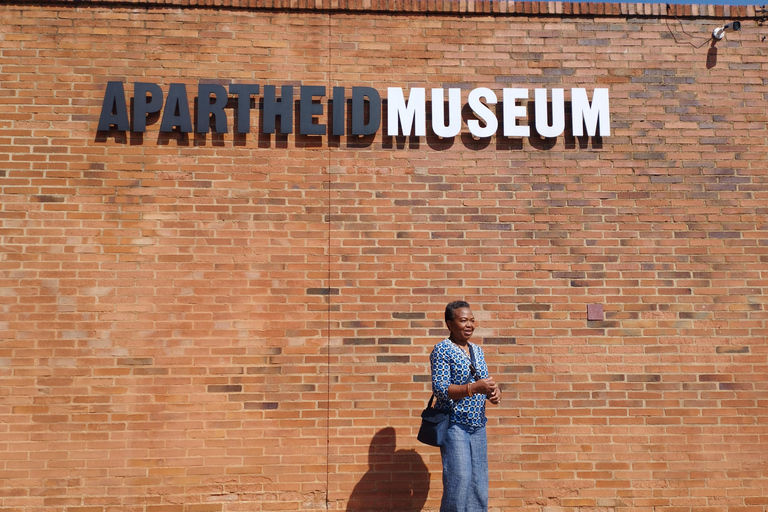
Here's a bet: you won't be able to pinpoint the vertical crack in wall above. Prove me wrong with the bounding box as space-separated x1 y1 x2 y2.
325 8 333 510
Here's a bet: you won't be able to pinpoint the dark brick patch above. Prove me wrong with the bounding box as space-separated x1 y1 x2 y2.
307 287 339 295
627 374 661 383
245 402 279 410
392 312 426 320
715 346 749 354
32 195 65 203
343 337 375 345
378 338 411 345
117 358 153 366
483 337 516 345
376 355 410 363
504 365 533 373
208 385 242 393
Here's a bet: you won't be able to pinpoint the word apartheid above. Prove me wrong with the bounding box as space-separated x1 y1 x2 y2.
97 82 610 139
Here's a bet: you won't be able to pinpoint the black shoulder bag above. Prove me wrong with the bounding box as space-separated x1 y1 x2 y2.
417 394 449 447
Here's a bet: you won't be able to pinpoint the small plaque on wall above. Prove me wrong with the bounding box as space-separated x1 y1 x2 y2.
587 304 604 321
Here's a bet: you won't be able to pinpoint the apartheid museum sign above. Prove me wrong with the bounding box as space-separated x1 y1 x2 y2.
97 81 611 139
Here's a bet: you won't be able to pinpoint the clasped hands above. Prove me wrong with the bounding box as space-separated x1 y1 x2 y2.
473 377 501 405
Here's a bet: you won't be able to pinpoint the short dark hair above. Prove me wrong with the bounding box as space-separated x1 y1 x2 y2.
445 300 470 323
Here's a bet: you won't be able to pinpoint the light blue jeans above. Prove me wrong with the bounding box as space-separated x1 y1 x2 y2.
439 422 488 512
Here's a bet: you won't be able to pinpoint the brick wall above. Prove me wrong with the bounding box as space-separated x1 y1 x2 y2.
1 1 767 511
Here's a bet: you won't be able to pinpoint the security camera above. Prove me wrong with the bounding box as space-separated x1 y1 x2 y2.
712 21 741 40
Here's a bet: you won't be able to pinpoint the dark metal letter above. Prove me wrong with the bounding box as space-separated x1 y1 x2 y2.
229 84 260 133
133 82 163 133
332 87 345 136
160 83 193 133
197 84 229 134
97 81 130 131
299 85 326 135
351 87 380 136
263 85 293 134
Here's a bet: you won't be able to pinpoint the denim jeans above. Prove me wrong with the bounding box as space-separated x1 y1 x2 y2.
439 422 488 512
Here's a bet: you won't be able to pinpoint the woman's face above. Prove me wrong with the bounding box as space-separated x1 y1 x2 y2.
447 307 475 343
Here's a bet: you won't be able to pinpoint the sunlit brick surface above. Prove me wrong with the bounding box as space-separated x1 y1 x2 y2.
1 2 766 511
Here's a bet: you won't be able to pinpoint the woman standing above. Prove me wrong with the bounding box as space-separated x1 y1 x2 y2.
430 301 501 512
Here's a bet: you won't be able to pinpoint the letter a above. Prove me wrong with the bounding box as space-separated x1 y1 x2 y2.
97 81 130 131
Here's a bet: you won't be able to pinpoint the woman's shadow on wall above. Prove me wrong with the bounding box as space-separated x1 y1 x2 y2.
346 427 431 512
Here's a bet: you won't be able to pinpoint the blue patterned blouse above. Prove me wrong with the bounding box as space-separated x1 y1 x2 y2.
430 338 490 427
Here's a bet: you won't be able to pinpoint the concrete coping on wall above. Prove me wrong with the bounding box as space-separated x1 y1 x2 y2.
11 0 763 19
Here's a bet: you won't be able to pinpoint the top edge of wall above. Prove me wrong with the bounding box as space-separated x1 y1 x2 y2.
5 0 765 18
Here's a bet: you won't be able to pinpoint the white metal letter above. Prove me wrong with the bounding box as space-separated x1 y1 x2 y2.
431 88 462 138
387 87 426 136
502 88 530 138
571 88 610 137
467 88 498 138
534 88 565 138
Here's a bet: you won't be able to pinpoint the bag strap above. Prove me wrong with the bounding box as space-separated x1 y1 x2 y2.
468 344 478 381
427 394 435 408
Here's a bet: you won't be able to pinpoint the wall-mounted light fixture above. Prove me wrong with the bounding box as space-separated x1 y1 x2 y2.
712 21 741 40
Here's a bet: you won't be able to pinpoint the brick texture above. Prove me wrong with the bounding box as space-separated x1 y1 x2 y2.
1 1 767 511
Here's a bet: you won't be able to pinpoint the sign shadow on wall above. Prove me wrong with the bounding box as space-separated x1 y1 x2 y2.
346 427 430 512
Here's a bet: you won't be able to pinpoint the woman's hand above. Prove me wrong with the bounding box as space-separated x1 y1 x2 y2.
447 377 502 402
473 377 501 404
487 386 501 405
472 377 496 396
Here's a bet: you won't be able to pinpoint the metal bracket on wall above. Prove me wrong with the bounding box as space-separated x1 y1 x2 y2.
758 6 768 26
757 7 768 41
